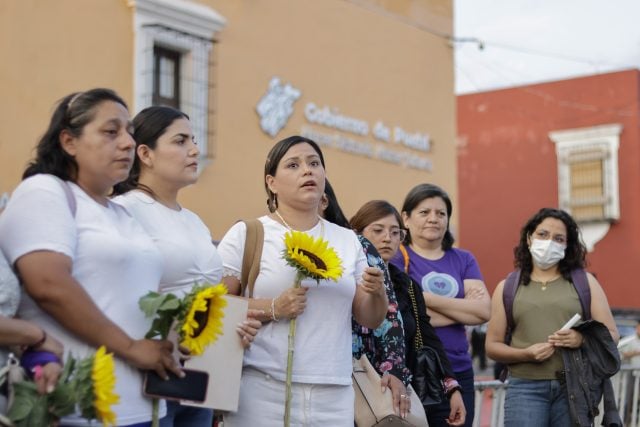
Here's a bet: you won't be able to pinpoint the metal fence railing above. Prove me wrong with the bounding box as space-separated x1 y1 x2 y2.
472 366 640 427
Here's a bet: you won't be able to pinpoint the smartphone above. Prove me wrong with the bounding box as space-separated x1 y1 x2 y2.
143 369 209 403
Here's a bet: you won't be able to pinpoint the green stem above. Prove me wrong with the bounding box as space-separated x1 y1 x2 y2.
152 398 159 427
284 272 303 427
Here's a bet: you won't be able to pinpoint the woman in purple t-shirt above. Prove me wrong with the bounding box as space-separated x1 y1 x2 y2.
391 183 490 427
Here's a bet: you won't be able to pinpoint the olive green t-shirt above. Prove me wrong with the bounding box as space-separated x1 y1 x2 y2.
509 276 582 380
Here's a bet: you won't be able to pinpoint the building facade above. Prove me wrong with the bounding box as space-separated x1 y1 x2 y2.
0 0 457 238
457 69 640 308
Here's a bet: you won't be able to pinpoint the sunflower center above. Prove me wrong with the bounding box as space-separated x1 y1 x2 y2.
191 299 211 338
299 249 327 270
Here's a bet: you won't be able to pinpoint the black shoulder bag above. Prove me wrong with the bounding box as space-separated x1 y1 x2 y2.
407 282 446 406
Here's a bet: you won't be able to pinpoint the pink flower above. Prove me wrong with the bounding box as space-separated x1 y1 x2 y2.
379 361 393 372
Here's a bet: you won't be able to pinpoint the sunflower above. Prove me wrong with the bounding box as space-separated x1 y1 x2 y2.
180 284 228 355
283 230 343 282
91 346 119 427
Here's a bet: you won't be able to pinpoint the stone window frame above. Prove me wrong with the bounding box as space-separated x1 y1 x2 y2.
129 0 225 164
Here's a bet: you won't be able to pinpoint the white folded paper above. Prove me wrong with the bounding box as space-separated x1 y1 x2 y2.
560 313 581 330
183 295 248 411
617 335 636 349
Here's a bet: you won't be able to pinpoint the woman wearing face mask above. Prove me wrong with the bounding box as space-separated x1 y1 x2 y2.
486 208 618 427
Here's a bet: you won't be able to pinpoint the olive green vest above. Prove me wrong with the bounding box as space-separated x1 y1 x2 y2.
509 276 582 380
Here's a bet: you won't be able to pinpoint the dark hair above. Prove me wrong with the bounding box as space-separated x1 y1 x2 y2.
401 183 454 250
113 106 189 195
514 208 587 286
264 135 325 212
23 88 128 181
322 179 350 228
350 200 404 235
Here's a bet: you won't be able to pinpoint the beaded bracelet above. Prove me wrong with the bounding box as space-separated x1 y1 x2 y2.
25 329 47 351
271 297 279 322
444 377 462 398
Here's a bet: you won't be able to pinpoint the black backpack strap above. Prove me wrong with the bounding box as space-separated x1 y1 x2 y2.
502 269 521 345
571 268 591 320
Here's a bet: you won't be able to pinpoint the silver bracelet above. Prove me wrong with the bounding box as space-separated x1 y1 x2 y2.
271 297 279 322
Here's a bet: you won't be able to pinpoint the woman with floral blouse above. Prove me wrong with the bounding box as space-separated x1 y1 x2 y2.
321 181 412 418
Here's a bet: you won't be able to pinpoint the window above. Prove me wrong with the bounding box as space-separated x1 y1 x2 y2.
130 0 226 164
549 124 622 222
153 46 180 108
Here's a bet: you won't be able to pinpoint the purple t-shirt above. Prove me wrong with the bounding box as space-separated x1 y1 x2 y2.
390 246 483 372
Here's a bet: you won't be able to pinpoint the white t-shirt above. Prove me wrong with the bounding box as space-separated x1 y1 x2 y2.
0 174 164 426
113 191 223 295
217 216 367 385
621 335 640 366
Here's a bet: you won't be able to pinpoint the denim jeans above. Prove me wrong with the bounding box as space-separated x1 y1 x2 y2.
425 368 475 427
504 377 572 427
160 400 213 427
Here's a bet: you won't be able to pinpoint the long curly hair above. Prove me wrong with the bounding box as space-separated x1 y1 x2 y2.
514 208 587 286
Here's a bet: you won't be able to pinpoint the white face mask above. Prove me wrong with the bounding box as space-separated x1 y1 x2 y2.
529 238 565 270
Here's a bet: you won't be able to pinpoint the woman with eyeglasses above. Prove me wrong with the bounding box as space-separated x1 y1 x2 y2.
485 208 618 427
320 182 412 419
349 200 465 426
390 183 490 427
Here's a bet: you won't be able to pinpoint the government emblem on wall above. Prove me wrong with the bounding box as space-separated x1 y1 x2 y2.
256 77 301 137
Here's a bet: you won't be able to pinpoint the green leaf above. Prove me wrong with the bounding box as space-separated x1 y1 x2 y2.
49 382 77 417
149 315 174 340
7 382 38 422
29 395 51 427
158 297 180 312
138 291 164 317
59 354 77 383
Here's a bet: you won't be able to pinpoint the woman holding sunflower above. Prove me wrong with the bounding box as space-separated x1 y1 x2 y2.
0 89 182 427
217 135 388 426
113 106 261 427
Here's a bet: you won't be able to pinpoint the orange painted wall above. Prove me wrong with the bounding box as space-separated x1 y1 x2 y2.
457 69 640 308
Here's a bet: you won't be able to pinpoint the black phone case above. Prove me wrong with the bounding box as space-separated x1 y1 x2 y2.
143 369 209 402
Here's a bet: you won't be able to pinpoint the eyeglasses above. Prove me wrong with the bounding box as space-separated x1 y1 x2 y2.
365 226 407 241
533 229 567 245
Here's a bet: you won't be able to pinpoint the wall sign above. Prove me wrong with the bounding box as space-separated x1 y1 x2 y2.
256 76 433 171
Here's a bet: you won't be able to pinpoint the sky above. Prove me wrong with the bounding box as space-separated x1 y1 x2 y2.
453 0 640 94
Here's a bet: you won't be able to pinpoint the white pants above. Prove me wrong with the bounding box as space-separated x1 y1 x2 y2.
224 368 354 427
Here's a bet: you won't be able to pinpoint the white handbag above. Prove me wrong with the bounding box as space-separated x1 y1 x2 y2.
353 355 428 427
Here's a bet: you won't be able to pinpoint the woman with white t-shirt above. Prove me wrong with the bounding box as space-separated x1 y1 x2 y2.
217 135 388 426
112 106 260 427
0 89 183 427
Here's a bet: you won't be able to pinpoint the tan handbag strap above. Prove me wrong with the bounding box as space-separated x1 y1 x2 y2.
240 219 264 298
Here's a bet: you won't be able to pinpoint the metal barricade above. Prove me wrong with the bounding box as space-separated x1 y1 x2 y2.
473 379 507 427
596 365 640 427
471 367 640 427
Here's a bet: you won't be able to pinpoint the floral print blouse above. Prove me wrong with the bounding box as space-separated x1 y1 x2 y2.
352 235 412 385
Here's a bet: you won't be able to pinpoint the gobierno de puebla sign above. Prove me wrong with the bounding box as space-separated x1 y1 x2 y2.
256 77 433 172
